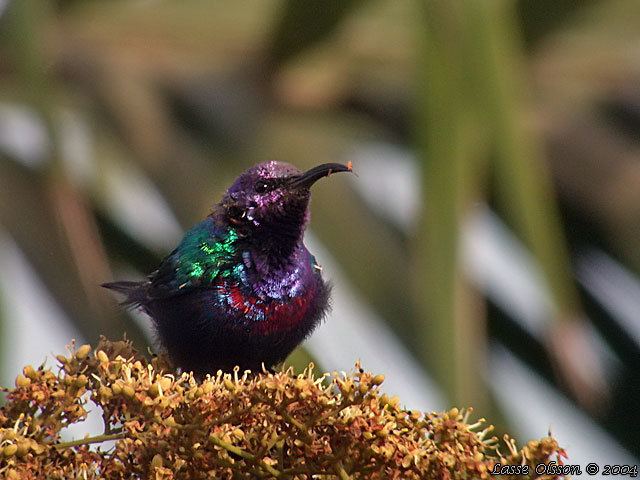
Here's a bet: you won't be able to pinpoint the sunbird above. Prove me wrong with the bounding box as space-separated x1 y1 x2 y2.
104 161 352 375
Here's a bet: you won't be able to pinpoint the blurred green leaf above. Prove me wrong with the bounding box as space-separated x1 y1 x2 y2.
415 0 489 408
470 0 581 317
268 0 369 71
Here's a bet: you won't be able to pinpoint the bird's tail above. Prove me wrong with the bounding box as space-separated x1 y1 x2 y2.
102 281 148 308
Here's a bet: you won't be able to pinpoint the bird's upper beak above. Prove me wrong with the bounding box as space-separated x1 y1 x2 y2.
288 162 353 190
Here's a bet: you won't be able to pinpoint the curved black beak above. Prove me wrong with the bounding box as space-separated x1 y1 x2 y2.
288 162 352 190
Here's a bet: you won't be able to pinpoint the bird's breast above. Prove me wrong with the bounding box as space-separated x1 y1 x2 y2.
214 281 317 334
205 245 324 334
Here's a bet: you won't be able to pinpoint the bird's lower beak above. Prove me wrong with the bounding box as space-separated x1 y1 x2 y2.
288 162 352 190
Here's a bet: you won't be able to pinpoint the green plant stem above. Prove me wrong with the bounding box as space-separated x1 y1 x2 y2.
257 394 312 443
335 461 352 480
209 435 281 478
54 432 125 450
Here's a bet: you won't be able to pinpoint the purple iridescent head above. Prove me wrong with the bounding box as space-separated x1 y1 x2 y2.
218 161 351 248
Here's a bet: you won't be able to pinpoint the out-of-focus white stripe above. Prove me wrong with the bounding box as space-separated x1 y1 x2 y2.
576 249 640 349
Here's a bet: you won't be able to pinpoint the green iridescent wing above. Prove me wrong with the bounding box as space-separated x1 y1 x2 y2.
146 218 241 298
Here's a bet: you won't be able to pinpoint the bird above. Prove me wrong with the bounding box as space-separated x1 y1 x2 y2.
103 161 352 376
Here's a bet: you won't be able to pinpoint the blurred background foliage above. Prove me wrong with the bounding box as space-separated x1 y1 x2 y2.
0 0 639 466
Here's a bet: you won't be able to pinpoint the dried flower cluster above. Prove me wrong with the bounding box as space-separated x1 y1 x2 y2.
0 339 564 479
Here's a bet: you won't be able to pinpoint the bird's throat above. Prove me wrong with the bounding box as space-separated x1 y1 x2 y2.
247 203 309 264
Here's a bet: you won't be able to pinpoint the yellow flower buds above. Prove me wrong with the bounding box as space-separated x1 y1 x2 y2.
75 344 92 360
2 444 18 458
15 374 31 388
0 339 563 479
96 350 109 363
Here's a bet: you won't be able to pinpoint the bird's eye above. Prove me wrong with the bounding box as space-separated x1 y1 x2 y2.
254 180 271 194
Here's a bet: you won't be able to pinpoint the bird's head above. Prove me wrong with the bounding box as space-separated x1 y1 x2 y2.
217 161 351 252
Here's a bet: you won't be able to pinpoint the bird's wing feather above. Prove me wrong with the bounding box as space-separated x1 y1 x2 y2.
146 218 240 299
